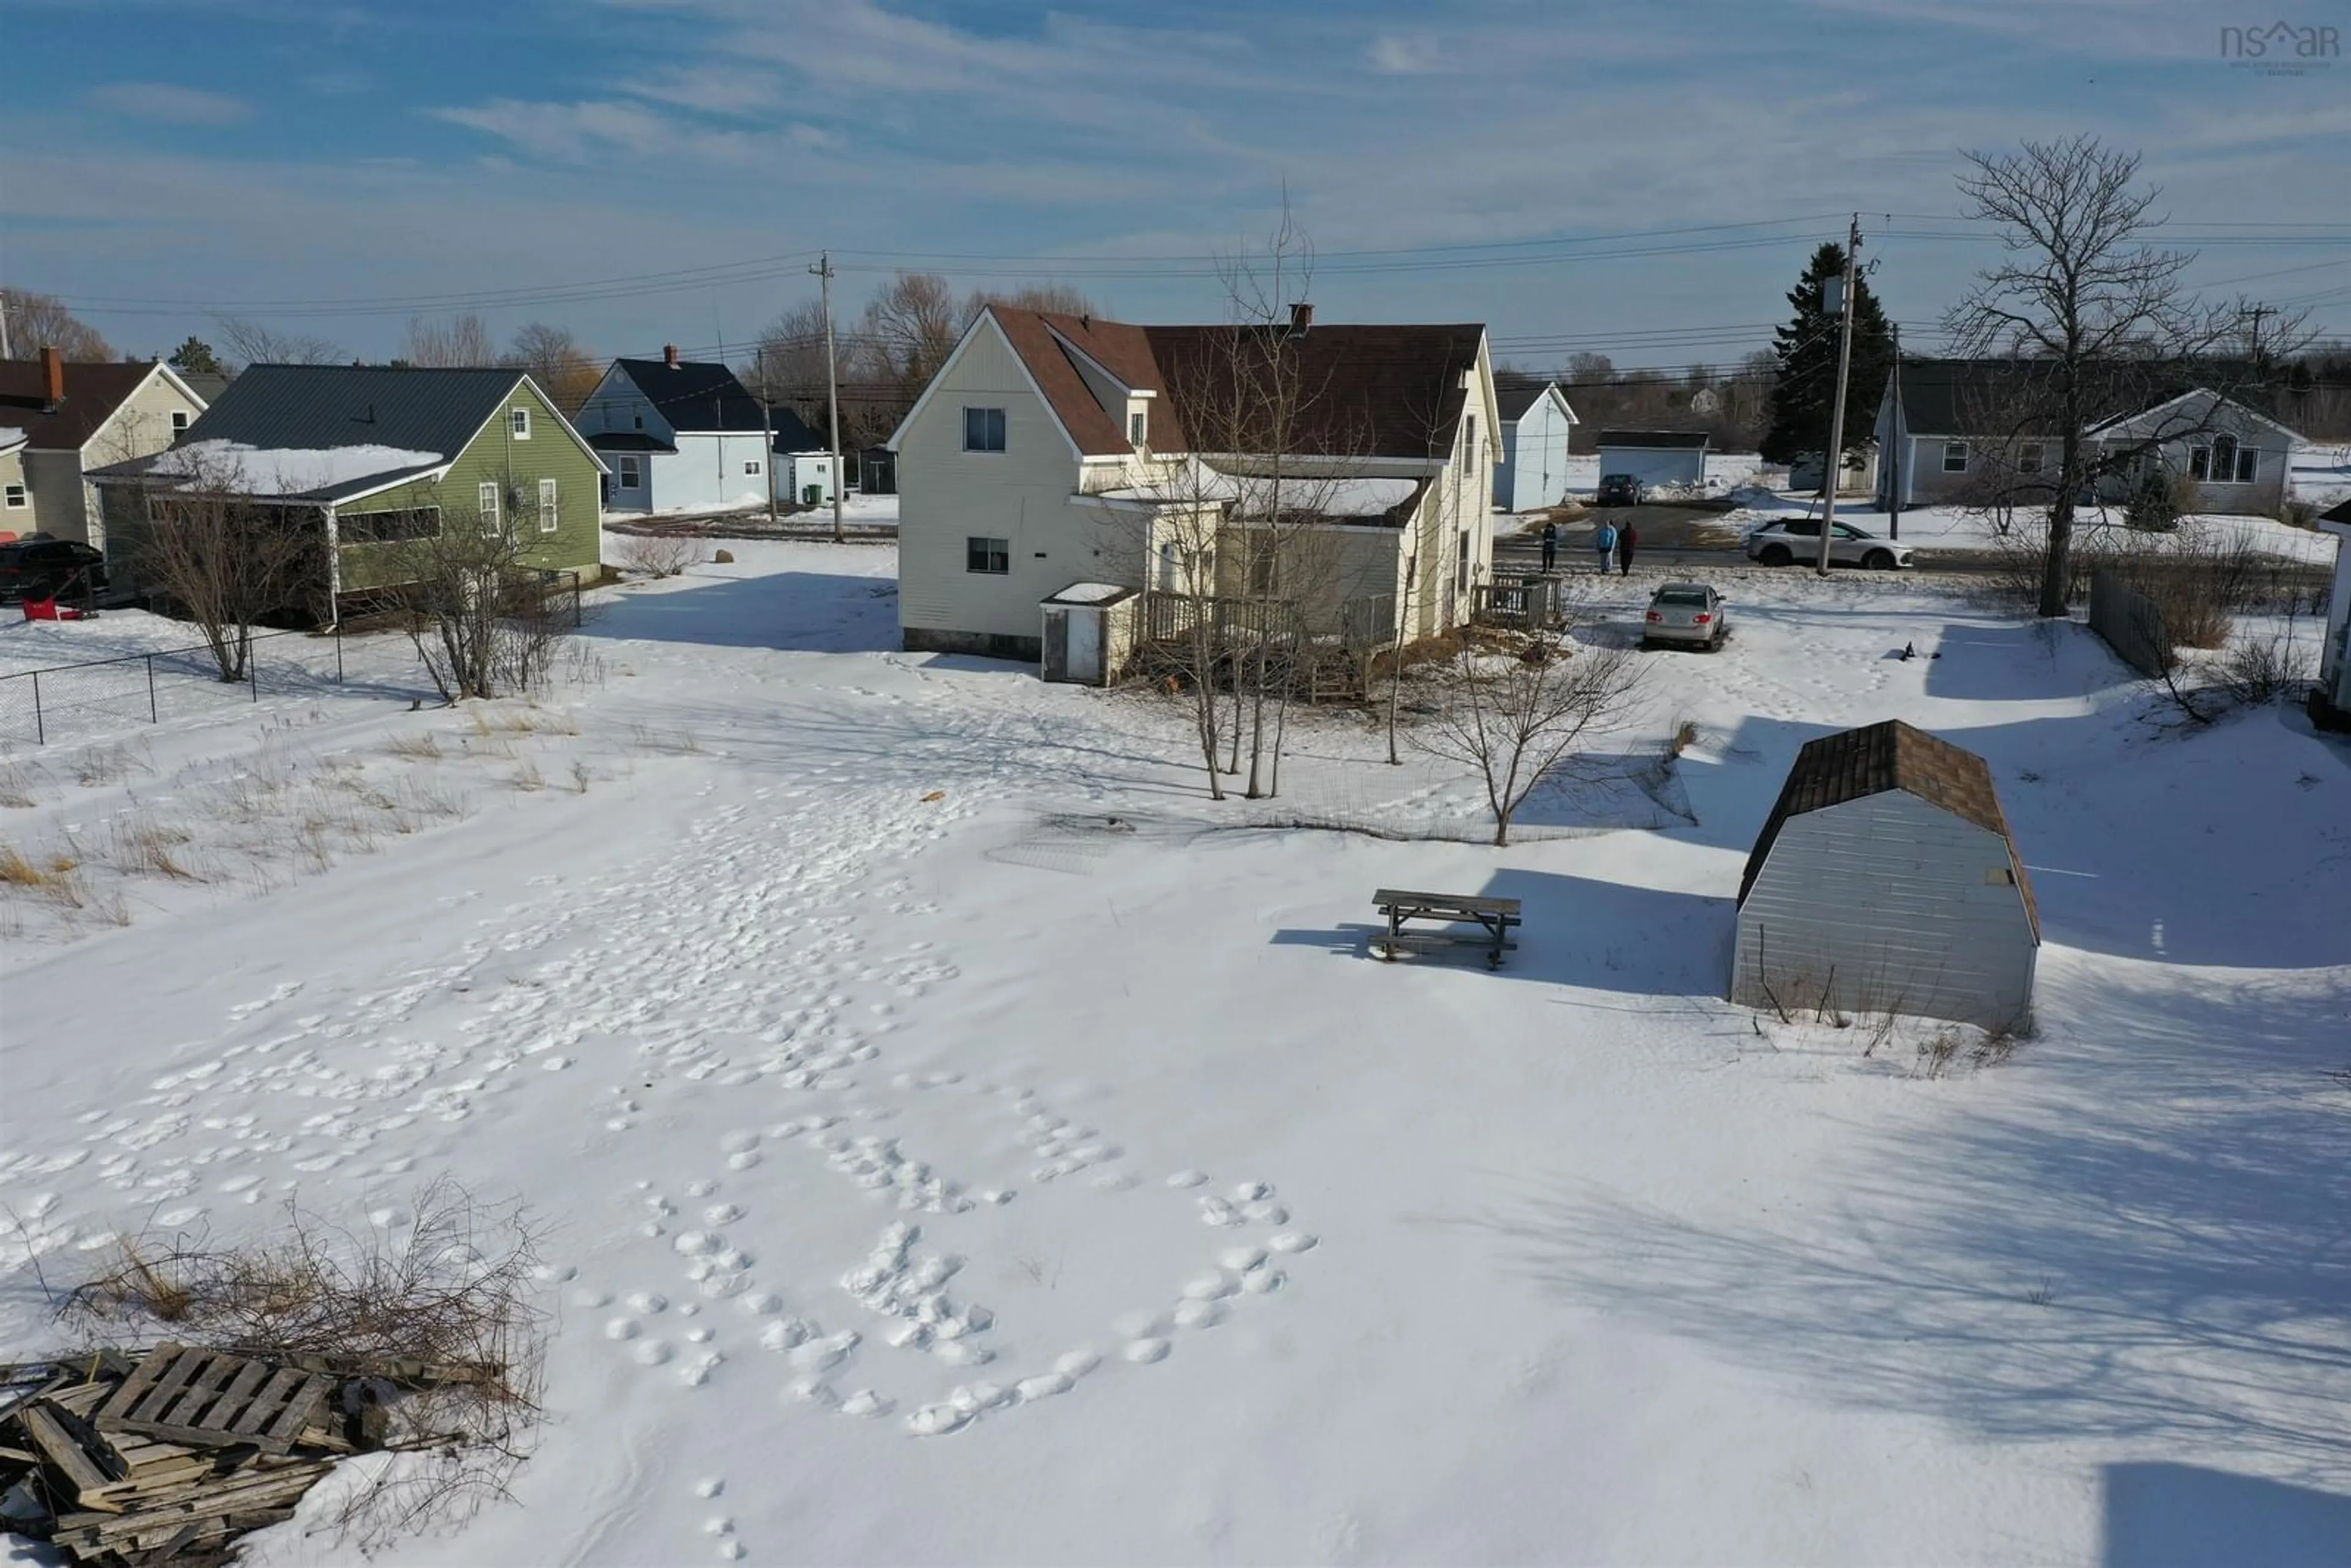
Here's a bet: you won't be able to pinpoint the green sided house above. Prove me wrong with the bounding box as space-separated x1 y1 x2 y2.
92 365 605 611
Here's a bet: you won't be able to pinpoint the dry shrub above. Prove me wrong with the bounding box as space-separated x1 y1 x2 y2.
61 1179 547 1548
100 816 204 882
713 548 735 564
387 731 444 760
2221 626 2315 705
619 534 702 579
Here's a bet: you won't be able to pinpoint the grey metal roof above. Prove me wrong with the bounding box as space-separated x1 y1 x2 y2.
179 364 527 465
1493 374 1558 422
587 430 678 454
1597 429 1711 449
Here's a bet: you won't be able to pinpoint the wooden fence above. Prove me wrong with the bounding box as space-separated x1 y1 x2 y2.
2089 568 2170 677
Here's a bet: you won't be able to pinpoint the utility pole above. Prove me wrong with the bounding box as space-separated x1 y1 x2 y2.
0 290 11 361
811 253 844 544
1887 323 1902 541
758 345 777 526
1815 215 1862 577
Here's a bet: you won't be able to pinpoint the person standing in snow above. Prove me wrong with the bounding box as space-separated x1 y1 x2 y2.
1616 521 1639 577
1540 520 1559 574
1594 519 1618 574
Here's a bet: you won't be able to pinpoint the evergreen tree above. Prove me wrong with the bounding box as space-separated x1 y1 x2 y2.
170 336 223 376
1760 243 1894 471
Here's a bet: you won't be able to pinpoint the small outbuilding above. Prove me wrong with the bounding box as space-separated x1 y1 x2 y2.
1040 582 1139 686
1732 721 2038 1032
1595 429 1710 491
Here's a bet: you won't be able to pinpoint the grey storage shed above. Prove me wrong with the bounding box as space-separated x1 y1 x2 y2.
1596 429 1710 490
1732 721 2038 1031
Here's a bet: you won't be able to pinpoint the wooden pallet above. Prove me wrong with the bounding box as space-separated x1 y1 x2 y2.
94 1345 333 1457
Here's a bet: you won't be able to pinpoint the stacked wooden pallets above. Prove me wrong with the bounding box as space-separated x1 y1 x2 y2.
0 1343 419 1567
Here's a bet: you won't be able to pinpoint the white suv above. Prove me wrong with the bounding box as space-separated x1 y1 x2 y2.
1743 519 1914 570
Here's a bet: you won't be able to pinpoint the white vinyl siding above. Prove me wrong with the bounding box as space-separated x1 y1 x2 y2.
1733 791 2036 1031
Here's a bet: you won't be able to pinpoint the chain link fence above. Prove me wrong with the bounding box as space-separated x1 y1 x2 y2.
0 628 373 749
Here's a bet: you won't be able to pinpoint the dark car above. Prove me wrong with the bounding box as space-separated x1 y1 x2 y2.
0 539 108 602
1595 473 1644 507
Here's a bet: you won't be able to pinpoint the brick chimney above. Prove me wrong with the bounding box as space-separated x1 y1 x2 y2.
1288 302 1313 336
664 343 681 369
41 345 64 408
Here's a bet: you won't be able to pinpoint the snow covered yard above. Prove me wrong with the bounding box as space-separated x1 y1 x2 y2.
4 544 2349 1566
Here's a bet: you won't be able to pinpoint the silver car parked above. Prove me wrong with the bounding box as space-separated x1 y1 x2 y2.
1642 582 1728 650
1743 519 1914 570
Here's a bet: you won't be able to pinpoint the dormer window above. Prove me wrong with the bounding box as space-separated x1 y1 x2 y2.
171 410 190 434
1129 407 1147 446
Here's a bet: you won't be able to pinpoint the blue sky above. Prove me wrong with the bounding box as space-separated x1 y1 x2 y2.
1 0 2345 369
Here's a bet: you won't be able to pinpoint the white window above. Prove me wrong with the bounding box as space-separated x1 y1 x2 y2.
1466 415 1479 465
2192 434 2255 484
2 484 23 509
511 408 532 440
170 410 190 434
479 481 501 535
618 456 642 489
964 407 1007 452
966 536 1010 574
744 460 762 476
1129 408 1147 446
538 476 560 533
2017 443 2043 475
1942 441 1970 473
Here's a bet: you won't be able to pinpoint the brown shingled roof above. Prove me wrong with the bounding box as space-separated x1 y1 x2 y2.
0 361 171 452
1738 721 2039 936
983 308 1484 461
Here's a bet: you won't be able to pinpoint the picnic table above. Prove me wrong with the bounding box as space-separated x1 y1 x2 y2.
1371 888 1523 969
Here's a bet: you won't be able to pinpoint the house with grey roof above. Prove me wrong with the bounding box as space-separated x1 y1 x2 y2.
1872 358 2300 516
1492 375 1577 513
91 364 605 607
575 348 828 514
1595 430 1709 492
1733 721 2038 1032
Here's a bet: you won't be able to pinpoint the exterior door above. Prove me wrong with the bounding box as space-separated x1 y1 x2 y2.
1067 607 1102 684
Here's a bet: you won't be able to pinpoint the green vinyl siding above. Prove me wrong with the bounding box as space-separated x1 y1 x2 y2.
335 377 603 592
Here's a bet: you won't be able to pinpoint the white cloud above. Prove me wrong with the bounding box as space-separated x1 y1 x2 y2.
1368 34 1439 74
86 82 254 126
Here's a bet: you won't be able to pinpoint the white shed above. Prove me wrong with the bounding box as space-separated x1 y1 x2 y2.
1040 582 1138 686
1493 377 1578 512
1596 429 1710 490
1732 721 2038 1032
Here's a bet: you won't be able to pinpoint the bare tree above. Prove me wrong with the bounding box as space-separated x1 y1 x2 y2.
1412 622 1643 847
860 272 961 392
400 312 499 368
502 321 598 412
216 315 346 368
962 283 1098 323
1943 137 2309 617
388 490 566 701
0 287 114 360
122 449 328 681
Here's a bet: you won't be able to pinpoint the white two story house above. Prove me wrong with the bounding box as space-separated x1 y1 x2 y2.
887 304 1501 663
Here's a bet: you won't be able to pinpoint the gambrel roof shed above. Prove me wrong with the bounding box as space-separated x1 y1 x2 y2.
1733 721 2040 1032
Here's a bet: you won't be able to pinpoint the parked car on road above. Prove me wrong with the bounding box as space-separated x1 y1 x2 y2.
1642 582 1728 650
1743 518 1913 570
0 538 108 602
1594 473 1644 507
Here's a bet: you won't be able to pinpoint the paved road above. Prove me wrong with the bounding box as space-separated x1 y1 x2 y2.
1498 508 2008 577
